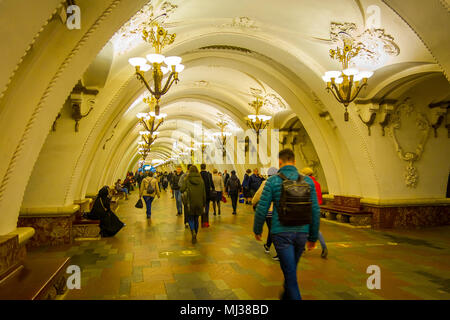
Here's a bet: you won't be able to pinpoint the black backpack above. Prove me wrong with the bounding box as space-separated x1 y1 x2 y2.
228 176 239 192
277 173 312 226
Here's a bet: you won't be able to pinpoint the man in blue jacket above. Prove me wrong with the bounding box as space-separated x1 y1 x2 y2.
253 148 320 300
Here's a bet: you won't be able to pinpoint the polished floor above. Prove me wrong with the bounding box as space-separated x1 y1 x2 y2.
29 187 450 300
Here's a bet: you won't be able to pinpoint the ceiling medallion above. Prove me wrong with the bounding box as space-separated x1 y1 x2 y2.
250 87 287 114
330 22 400 68
111 1 178 55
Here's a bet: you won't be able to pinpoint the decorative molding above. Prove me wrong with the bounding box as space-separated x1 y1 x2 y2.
0 1 66 101
0 0 124 205
199 45 253 54
110 1 178 55
102 122 119 150
193 80 209 87
219 16 259 30
388 98 430 188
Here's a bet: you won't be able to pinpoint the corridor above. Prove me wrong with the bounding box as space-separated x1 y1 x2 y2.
28 190 450 300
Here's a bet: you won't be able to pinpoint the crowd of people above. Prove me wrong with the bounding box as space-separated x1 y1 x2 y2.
87 148 327 300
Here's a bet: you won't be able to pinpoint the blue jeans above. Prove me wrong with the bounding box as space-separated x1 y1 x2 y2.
121 187 128 195
272 232 309 300
318 231 327 250
174 190 182 214
143 196 154 218
187 216 199 233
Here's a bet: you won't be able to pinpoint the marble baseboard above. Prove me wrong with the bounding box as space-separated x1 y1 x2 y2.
363 204 450 229
17 215 74 248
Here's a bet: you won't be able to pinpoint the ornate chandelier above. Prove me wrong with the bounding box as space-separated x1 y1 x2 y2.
322 37 373 121
213 120 232 158
136 96 166 145
194 129 212 163
128 22 184 116
246 96 272 144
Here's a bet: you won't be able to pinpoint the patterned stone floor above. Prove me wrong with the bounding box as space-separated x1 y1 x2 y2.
28 189 450 300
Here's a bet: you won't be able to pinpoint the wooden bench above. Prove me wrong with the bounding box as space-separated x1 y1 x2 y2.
320 195 372 227
72 199 100 240
0 257 71 300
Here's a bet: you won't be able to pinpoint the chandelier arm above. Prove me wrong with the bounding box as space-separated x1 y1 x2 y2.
153 120 162 132
346 77 353 102
141 120 151 132
329 84 344 103
161 73 177 95
349 83 367 103
136 72 156 96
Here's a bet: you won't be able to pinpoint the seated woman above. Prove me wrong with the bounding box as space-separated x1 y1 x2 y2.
86 186 125 237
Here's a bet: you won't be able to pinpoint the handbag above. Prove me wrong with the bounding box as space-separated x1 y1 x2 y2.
221 194 227 203
210 190 217 198
135 198 143 208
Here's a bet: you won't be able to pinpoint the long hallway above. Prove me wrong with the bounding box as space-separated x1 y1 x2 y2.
27 189 450 300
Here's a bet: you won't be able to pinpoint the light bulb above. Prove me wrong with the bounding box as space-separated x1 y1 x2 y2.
146 54 165 64
175 64 185 73
325 70 342 79
164 56 182 66
161 66 169 75
128 57 147 67
140 64 151 72
359 71 374 79
334 77 344 84
343 68 359 76
322 75 331 83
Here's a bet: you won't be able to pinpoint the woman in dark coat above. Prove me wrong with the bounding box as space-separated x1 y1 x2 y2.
180 166 206 244
86 186 125 237
242 169 252 204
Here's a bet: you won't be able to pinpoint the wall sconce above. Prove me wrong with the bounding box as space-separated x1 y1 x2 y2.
355 100 396 136
71 98 94 132
69 82 98 132
52 113 61 132
429 101 449 138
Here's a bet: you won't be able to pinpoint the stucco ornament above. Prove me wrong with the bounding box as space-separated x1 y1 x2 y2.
111 1 178 55
220 16 259 30
388 98 430 188
330 22 399 68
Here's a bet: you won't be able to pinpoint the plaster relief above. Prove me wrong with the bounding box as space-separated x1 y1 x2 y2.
388 98 430 188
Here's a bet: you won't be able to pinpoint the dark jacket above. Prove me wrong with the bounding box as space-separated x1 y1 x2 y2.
226 174 241 194
87 186 111 220
87 186 124 237
242 173 250 188
180 172 206 216
249 174 264 191
253 165 320 242
171 172 183 190
200 170 214 200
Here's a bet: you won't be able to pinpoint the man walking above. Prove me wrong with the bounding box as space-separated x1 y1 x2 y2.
253 149 320 300
171 166 184 216
226 170 241 215
200 164 214 228
139 172 160 219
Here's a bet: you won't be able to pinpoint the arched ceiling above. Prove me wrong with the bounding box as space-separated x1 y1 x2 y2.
0 0 448 235
91 0 438 167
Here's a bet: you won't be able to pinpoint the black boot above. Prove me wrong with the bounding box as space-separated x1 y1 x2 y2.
191 230 197 244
